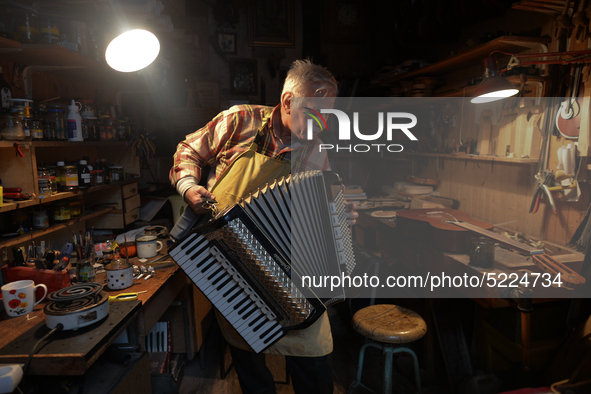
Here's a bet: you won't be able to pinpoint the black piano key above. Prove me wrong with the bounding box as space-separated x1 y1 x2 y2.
263 326 284 344
251 318 266 331
217 276 233 291
200 258 217 271
227 289 243 303
223 284 240 298
241 305 258 319
188 242 210 262
234 297 249 311
209 267 225 282
259 325 278 340
179 233 198 250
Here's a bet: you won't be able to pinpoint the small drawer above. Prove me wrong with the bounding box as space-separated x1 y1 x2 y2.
122 182 138 199
124 194 141 212
125 208 140 225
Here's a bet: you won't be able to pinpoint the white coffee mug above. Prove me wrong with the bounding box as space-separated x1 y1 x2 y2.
136 235 163 259
1 280 47 317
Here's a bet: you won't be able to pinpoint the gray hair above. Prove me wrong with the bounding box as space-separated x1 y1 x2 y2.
281 59 338 97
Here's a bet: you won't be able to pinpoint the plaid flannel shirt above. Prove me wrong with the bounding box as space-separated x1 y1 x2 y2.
170 104 329 195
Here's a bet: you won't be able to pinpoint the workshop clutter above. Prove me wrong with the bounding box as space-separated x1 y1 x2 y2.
0 95 136 142
37 158 125 195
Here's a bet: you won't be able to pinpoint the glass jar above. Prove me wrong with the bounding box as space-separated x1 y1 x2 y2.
16 12 38 43
15 114 31 140
37 167 52 198
109 166 123 182
69 200 81 217
94 159 104 185
90 169 98 186
60 165 79 191
39 16 59 43
32 210 49 229
47 109 66 140
78 160 91 189
56 161 65 191
0 116 24 140
53 202 71 222
48 166 58 194
117 120 126 141
31 115 43 140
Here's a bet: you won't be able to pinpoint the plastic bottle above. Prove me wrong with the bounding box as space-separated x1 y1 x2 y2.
67 100 83 141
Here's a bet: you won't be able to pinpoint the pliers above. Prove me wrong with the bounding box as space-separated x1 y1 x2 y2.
529 170 557 214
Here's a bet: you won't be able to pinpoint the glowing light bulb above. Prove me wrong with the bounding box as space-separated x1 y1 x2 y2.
105 29 160 72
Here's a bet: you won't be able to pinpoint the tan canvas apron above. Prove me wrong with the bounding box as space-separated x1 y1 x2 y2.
209 131 333 357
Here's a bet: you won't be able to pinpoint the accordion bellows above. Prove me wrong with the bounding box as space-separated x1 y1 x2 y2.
169 171 355 353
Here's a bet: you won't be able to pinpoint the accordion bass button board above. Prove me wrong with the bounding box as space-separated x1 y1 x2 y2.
169 171 356 353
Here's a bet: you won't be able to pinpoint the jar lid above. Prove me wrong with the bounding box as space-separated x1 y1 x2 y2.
80 160 87 165
56 161 65 166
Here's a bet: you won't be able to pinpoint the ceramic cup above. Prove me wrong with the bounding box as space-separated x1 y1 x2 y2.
105 260 134 290
136 235 163 259
1 280 47 317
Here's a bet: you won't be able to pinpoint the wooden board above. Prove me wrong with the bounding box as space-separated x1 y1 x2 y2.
0 301 141 375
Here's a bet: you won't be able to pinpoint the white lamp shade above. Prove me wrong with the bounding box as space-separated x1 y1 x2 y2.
105 29 160 72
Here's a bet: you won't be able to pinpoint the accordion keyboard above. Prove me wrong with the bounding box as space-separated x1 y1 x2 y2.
170 233 284 352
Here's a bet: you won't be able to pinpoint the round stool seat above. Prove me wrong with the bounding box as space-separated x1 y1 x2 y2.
352 304 427 344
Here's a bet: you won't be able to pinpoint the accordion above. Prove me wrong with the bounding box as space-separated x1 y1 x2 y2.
169 171 355 352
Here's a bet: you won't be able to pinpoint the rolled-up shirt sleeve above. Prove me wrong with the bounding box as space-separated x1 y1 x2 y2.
169 112 227 188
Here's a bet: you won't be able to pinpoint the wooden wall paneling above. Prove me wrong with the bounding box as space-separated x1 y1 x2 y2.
459 160 474 212
469 161 483 220
477 111 492 155
497 113 516 157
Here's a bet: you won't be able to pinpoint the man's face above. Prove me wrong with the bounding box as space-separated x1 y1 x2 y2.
290 92 336 142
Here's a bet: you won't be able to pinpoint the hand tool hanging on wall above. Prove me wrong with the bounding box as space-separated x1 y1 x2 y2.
531 65 562 214
556 63 583 139
530 170 557 214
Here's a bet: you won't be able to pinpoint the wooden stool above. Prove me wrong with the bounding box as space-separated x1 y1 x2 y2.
348 305 427 394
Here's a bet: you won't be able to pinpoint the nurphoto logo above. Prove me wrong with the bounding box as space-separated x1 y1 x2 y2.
306 108 418 153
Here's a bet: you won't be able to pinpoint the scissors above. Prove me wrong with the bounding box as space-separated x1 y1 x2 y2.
108 291 147 302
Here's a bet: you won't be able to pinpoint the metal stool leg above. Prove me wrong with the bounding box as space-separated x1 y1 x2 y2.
348 342 383 394
383 346 394 394
392 347 422 394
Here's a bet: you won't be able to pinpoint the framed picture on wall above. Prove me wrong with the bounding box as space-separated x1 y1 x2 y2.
231 59 257 95
249 0 295 47
218 32 237 53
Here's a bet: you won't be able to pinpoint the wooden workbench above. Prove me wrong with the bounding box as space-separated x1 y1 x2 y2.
0 250 186 376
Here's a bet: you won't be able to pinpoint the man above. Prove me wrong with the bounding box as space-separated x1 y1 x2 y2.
170 59 356 393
